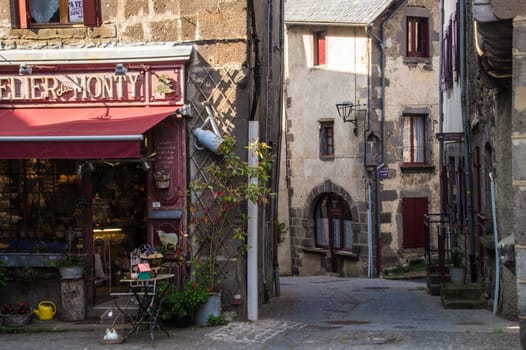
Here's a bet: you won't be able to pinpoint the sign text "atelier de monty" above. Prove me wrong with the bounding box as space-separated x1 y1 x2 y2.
0 71 178 105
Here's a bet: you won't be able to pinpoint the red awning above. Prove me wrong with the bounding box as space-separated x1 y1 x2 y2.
0 106 178 159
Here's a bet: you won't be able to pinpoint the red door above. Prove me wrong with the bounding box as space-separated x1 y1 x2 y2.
402 197 428 248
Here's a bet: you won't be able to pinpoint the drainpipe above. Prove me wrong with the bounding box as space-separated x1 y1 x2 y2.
367 0 407 277
489 173 500 315
459 0 476 281
247 121 259 321
272 0 285 298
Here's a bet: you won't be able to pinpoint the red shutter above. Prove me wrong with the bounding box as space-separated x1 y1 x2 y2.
402 197 428 248
83 0 101 27
17 0 28 29
317 31 326 65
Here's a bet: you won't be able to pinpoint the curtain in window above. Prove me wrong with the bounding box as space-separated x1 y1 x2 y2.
414 117 425 162
332 218 340 248
316 217 329 246
30 0 59 23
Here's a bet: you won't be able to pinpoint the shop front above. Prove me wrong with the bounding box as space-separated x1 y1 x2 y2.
0 46 192 310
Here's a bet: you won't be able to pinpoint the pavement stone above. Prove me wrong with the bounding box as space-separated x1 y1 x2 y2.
0 276 521 349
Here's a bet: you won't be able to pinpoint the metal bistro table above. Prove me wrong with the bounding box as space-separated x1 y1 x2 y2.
119 273 175 344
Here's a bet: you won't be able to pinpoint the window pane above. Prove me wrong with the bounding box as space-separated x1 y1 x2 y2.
332 218 340 248
30 0 60 23
403 115 426 163
414 117 425 162
344 220 353 249
316 217 329 246
403 118 412 162
29 0 84 24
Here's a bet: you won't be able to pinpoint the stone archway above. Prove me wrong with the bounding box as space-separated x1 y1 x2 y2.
289 180 367 276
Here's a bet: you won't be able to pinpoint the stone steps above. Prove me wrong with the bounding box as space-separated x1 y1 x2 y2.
440 282 486 309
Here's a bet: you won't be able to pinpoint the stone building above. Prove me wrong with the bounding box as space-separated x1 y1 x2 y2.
279 0 440 277
439 0 526 337
0 0 282 322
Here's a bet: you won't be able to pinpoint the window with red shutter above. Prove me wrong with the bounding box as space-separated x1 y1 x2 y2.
17 0 101 28
314 30 326 66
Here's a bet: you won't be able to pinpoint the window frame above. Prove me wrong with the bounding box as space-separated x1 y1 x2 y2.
319 119 334 160
402 113 427 166
407 16 429 58
17 0 101 28
313 30 326 66
314 194 353 252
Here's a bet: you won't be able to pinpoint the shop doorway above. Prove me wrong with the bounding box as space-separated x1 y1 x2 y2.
90 163 148 303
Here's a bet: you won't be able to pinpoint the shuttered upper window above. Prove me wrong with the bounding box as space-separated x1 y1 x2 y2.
17 0 101 28
313 30 326 66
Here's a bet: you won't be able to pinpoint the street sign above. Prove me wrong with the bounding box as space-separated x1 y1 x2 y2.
378 167 389 178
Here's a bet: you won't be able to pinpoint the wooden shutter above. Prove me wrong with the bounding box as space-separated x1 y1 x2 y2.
17 0 29 29
83 0 101 27
402 197 428 248
316 31 326 65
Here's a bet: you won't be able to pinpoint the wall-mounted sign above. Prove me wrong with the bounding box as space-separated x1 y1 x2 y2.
435 132 464 141
378 166 389 178
0 64 184 107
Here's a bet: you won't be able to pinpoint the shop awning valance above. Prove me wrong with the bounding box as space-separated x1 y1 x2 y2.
0 106 179 159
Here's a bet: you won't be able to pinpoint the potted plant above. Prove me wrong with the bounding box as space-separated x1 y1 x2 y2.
50 254 87 279
158 278 210 327
189 135 273 318
1 301 33 327
449 247 464 285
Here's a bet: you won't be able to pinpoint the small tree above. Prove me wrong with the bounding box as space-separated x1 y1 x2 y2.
189 135 273 292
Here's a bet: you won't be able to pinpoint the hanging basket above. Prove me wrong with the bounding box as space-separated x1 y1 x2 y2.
2 313 33 327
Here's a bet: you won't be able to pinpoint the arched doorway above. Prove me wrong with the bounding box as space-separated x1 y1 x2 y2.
314 193 353 272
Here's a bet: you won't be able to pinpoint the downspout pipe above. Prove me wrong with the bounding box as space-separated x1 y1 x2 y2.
489 173 500 315
272 0 285 298
459 0 476 280
367 0 407 277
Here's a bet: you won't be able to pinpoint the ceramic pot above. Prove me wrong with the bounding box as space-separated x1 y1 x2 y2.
195 293 221 326
59 266 83 279
2 313 33 327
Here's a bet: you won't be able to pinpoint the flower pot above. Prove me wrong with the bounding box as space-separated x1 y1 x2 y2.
450 267 465 285
195 293 221 326
59 266 83 279
2 313 33 327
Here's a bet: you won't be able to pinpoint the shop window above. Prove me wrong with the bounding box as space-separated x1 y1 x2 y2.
313 30 326 66
407 17 429 58
0 159 81 253
402 114 427 165
319 120 334 159
17 0 101 28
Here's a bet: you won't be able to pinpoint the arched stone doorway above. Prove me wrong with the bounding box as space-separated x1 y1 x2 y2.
290 180 367 276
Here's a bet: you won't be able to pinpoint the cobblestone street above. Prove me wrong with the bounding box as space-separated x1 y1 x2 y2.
0 276 520 349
